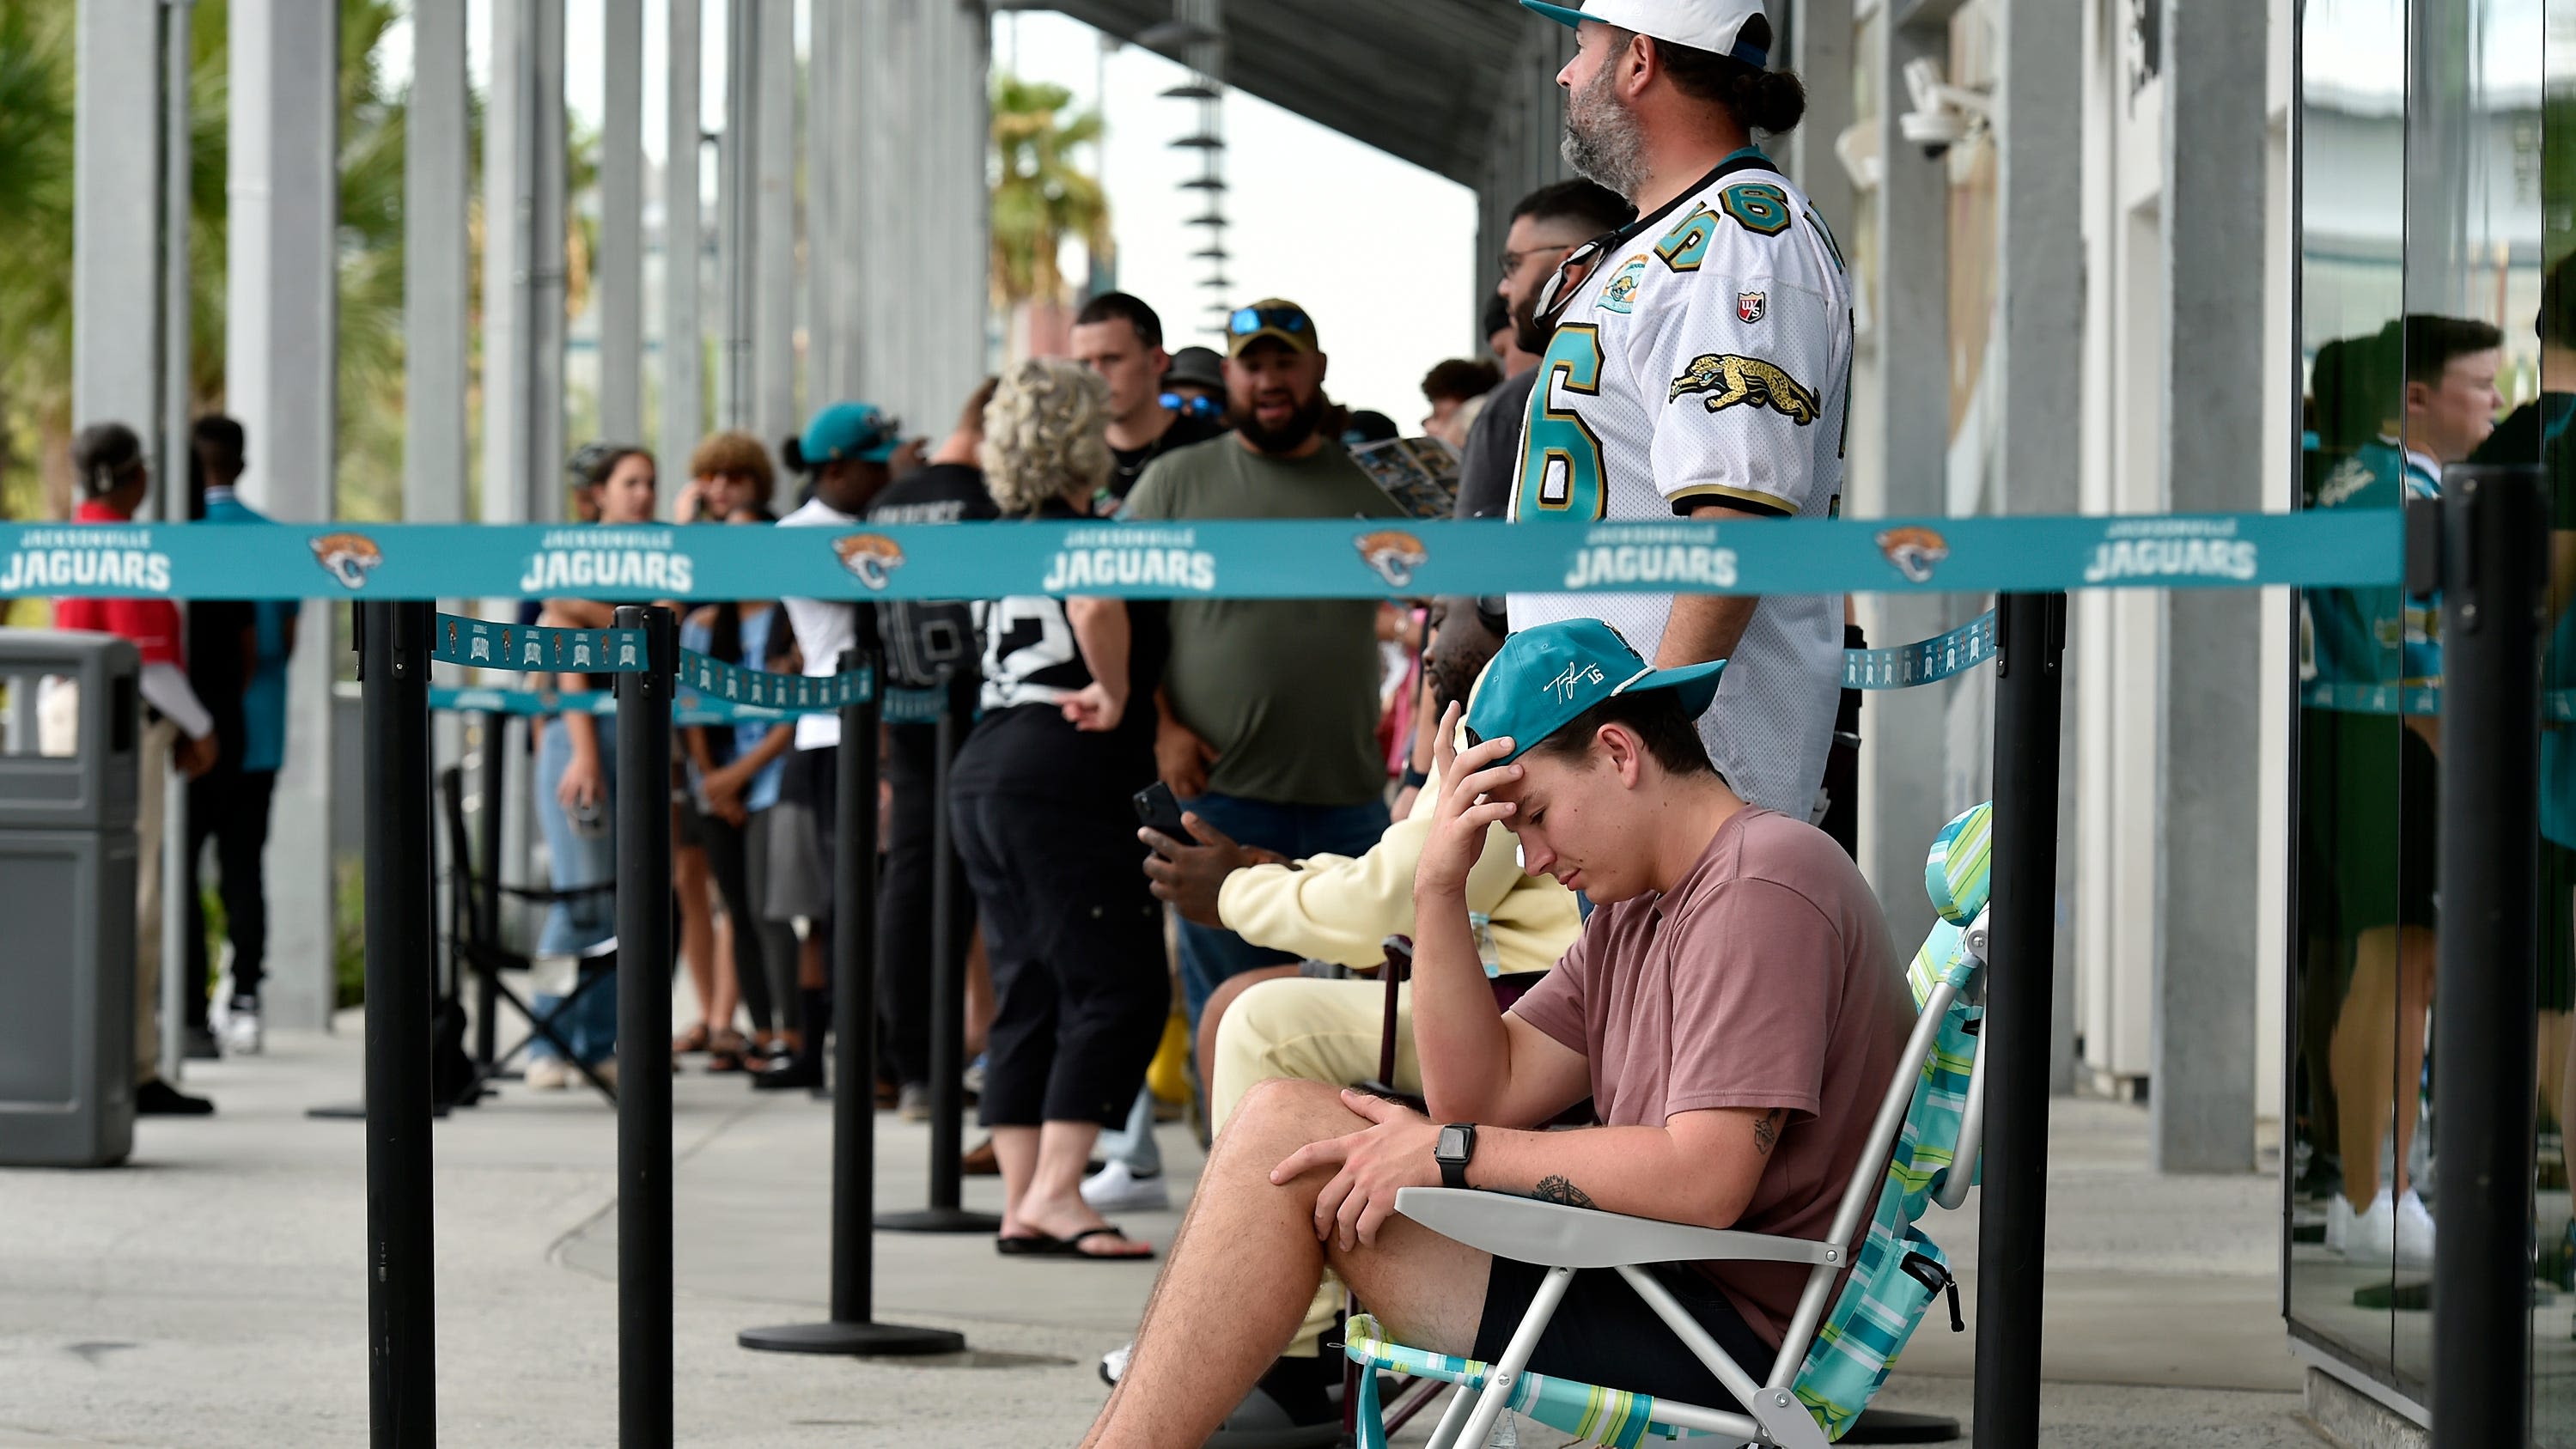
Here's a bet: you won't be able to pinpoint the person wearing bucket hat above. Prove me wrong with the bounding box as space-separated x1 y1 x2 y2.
1501 0 1855 843
756 400 908 1092
1074 616 1911 1443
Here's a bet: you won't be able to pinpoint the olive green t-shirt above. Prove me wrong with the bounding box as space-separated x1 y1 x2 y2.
1123 435 1404 807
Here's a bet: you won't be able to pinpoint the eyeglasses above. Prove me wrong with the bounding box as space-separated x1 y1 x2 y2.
1498 242 1577 277
1228 305 1309 337
1159 391 1223 421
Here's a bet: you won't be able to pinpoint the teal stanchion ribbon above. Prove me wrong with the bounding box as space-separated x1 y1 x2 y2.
2299 679 2576 722
0 511 2402 601
1845 611 1994 690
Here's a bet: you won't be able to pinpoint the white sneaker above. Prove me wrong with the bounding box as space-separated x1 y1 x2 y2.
2331 1188 2398 1262
525 1057 574 1091
219 1001 264 1056
1081 1160 1169 1214
2394 1189 2435 1265
1099 1340 1132 1387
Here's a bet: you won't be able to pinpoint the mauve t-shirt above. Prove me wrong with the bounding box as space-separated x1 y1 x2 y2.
1507 806 1913 1346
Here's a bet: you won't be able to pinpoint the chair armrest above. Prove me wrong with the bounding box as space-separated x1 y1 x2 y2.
1392 1188 1839 1271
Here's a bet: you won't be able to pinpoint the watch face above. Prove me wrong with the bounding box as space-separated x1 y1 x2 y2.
1437 1125 1471 1160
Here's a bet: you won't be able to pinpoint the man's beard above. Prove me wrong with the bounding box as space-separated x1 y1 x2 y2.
1237 390 1330 454
1561 66 1647 199
1510 286 1550 358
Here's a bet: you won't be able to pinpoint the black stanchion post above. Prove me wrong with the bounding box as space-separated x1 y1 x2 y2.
360 600 438 1445
614 605 677 1449
740 646 965 1355
880 667 1002 1233
2430 464 2544 1447
472 709 505 1068
1972 591 2066 1449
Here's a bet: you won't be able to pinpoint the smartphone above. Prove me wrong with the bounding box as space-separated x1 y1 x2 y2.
1131 781 1191 843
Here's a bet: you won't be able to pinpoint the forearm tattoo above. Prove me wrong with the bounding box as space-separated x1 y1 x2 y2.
1753 1108 1785 1156
1533 1175 1598 1209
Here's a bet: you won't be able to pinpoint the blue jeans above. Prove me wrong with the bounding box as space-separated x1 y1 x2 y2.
1174 793 1392 1028
532 718 618 1064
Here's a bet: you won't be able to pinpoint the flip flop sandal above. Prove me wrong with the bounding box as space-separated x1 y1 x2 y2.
994 1227 1154 1261
671 1024 711 1055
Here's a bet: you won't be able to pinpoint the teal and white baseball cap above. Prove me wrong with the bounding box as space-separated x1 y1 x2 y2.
1520 0 1773 68
1464 618 1726 765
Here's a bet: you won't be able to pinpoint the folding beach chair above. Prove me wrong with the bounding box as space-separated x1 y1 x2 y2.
1342 802 1996 1449
437 764 621 1105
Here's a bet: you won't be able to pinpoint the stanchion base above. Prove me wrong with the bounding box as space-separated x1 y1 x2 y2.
874 1206 1003 1234
738 1319 965 1356
1841 1409 1961 1444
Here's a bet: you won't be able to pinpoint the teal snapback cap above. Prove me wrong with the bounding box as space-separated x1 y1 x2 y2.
1464 618 1726 764
800 402 902 466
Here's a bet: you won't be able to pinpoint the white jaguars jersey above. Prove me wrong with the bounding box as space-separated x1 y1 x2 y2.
1507 150 1854 819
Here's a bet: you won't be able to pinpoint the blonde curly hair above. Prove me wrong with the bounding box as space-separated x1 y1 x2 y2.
979 357 1113 514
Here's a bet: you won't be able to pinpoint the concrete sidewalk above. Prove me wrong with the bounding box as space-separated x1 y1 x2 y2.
0 1018 2333 1447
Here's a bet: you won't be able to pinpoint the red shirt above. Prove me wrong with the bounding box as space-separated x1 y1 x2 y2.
51 499 184 666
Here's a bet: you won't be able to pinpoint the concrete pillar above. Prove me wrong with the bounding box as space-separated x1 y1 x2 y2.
482 0 532 527
662 0 705 496
599 0 644 443
72 0 161 435
1995 0 2081 1092
717 0 757 430
1856 10 1952 950
157 0 192 1080
407 0 469 527
532 0 568 513
753 0 796 443
1782 0 1854 247
224 0 340 1032
2151 0 2266 1173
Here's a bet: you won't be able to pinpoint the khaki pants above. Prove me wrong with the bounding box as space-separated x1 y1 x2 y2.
1210 977 1420 1359
43 684 167 1086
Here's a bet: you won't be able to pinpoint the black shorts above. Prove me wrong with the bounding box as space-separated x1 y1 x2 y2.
1472 1256 1775 1414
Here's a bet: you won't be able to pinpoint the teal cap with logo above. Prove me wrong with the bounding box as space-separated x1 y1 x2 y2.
1464 618 1726 764
799 402 902 466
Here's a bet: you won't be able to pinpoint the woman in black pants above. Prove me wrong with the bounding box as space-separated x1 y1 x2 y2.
679 505 802 1069
952 357 1167 1260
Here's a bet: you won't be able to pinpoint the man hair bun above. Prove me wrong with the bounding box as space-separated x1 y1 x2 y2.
780 435 809 473
1728 67 1806 136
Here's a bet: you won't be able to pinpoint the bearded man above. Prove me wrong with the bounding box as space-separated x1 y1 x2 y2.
1120 299 1409 1032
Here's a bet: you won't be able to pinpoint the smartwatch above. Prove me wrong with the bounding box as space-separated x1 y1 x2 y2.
1434 1123 1477 1190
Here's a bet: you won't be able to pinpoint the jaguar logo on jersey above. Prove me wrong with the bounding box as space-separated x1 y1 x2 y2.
1597 258 1647 316
1041 527 1217 593
1354 530 1428 588
2081 519 2259 585
1736 290 1766 324
309 531 386 589
1561 524 1739 591
0 527 174 595
518 528 696 594
1666 353 1821 425
834 533 907 591
1875 527 1949 585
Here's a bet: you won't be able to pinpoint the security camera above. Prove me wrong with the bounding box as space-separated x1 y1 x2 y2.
1897 57 1993 160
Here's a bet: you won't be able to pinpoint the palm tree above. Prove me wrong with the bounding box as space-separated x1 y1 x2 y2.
989 73 1109 316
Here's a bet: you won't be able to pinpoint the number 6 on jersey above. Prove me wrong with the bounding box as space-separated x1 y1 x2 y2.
1519 322 1606 520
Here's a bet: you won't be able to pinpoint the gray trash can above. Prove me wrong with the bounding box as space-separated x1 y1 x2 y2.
0 629 141 1167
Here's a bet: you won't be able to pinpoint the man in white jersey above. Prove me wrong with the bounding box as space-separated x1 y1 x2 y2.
1508 0 1853 824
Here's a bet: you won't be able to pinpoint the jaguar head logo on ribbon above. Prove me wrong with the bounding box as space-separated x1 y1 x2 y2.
309 532 386 590
834 533 906 592
1354 530 1428 589
1876 526 1949 585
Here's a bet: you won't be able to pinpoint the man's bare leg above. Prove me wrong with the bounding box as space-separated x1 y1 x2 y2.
1082 1079 1492 1449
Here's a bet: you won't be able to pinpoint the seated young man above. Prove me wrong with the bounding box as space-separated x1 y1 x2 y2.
1113 598 1581 1436
1082 619 1912 1447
